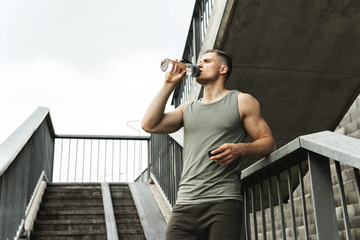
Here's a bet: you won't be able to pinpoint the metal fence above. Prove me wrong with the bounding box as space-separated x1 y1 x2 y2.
241 131 360 240
52 135 150 183
150 134 183 207
172 0 214 107
0 107 55 240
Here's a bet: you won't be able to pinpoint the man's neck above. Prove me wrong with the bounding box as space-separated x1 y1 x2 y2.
201 86 230 104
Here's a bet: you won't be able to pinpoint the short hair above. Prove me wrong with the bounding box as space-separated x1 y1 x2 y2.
204 49 232 80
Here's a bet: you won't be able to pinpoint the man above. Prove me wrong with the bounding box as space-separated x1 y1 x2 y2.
142 49 276 239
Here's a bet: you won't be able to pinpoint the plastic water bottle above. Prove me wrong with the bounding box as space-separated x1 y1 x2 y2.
160 59 200 77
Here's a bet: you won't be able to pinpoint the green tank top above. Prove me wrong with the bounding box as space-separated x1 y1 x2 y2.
176 90 247 205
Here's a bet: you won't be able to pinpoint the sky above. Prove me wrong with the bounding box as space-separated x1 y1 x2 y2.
0 0 196 144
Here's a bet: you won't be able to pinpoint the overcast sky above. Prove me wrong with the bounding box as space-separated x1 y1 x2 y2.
0 0 196 144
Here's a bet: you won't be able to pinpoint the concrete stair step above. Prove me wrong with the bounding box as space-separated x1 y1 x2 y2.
30 230 107 238
338 215 360 230
37 206 138 216
36 212 140 221
40 200 104 208
40 199 135 209
31 233 146 240
34 218 141 225
31 183 146 240
34 223 106 232
34 219 106 225
44 191 103 198
30 234 107 240
47 184 102 190
40 205 105 211
33 222 143 232
336 202 360 219
46 186 102 192
44 187 132 200
334 190 360 206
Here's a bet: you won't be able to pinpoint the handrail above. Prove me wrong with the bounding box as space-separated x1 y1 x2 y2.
0 107 55 240
14 171 48 240
241 130 360 181
56 134 150 141
0 107 55 176
240 131 360 240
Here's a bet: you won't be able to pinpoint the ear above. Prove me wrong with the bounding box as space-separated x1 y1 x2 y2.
220 65 228 75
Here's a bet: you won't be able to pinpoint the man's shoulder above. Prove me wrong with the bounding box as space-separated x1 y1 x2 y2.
236 91 257 103
235 91 260 117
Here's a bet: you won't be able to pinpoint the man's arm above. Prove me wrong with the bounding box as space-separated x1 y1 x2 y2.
141 63 187 134
210 93 276 165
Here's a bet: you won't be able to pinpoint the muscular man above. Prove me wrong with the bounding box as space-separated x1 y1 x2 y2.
142 49 276 240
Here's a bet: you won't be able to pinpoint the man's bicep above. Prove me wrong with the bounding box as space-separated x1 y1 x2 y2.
240 95 272 140
243 116 273 141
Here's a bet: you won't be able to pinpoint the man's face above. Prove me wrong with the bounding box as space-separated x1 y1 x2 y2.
196 52 222 83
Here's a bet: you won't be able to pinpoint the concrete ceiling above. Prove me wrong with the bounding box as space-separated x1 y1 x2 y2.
221 0 360 147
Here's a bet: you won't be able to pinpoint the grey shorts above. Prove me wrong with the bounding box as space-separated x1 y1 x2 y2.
165 200 243 240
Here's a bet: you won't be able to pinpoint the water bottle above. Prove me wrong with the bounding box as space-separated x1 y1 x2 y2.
160 59 200 77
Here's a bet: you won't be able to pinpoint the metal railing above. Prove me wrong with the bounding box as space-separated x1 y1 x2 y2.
241 131 360 239
150 134 183 207
0 107 55 240
172 0 214 107
52 135 150 183
149 130 360 239
0 107 151 239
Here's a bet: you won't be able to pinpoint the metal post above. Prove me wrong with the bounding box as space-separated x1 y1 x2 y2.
307 151 339 239
287 167 297 240
298 161 309 239
147 139 151 182
276 173 286 240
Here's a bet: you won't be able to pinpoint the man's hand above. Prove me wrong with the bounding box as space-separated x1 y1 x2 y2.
165 59 187 86
209 143 244 166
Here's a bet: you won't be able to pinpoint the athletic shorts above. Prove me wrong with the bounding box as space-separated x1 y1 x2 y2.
165 200 243 240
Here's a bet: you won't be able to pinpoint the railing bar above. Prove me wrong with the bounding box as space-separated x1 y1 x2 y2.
203 0 207 29
74 139 78 182
267 177 276 240
97 140 100 182
111 140 114 182
276 173 286 240
335 161 352 239
59 139 63 182
126 140 129 182
134 141 136 182
147 139 151 181
55 134 149 140
206 0 210 22
172 141 175 204
251 185 258 240
67 139 71 182
104 140 107 182
298 161 309 239
119 140 122 182
353 168 360 203
89 139 93 182
139 141 142 181
259 181 267 240
287 167 297 240
82 139 85 182
244 186 251 240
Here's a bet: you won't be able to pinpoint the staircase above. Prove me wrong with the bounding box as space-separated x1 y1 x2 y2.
110 184 146 239
30 183 145 240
